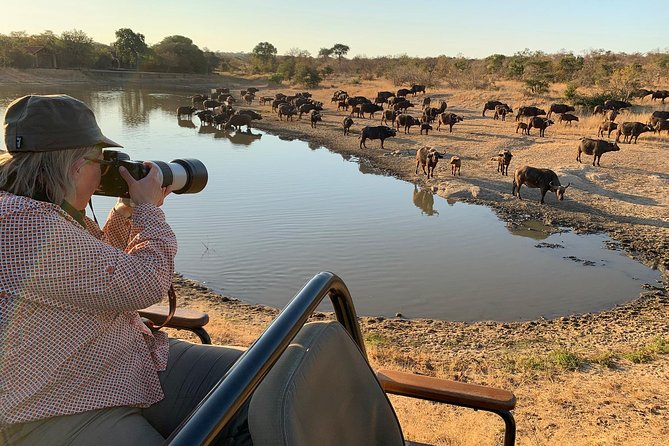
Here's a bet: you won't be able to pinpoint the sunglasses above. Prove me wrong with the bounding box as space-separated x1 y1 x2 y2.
83 156 114 175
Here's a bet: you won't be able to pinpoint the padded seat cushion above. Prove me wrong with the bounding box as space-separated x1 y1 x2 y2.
249 321 404 446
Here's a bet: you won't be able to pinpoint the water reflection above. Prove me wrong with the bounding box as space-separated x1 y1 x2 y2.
177 119 197 128
506 220 555 241
412 185 439 216
216 129 263 146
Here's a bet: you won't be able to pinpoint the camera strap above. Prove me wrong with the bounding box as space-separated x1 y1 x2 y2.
145 284 177 330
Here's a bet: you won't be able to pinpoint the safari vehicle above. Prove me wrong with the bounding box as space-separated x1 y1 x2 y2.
141 272 517 445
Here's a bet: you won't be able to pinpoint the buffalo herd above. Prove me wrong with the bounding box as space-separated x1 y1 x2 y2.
178 83 665 205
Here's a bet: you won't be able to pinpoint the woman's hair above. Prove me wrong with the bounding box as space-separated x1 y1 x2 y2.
0 146 101 204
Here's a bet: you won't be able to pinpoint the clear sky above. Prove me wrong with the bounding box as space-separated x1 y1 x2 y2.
6 0 668 58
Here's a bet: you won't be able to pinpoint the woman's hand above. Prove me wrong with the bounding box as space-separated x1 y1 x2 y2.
119 161 173 207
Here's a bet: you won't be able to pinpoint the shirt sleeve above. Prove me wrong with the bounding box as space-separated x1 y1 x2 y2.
17 203 177 312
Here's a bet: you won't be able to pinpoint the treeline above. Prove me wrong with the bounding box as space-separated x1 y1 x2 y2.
2 29 668 102
0 29 221 74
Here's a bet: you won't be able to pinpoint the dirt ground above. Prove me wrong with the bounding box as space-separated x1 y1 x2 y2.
3 69 669 445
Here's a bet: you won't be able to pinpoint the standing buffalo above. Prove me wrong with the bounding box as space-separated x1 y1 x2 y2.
436 113 464 132
410 84 426 95
515 106 547 121
598 121 618 138
558 113 579 125
651 110 669 121
604 100 632 111
358 103 384 119
482 100 507 117
512 166 570 204
342 117 354 135
547 104 575 119
310 111 322 128
177 106 197 119
527 117 554 137
359 126 397 149
396 88 412 98
615 122 654 144
380 110 398 126
496 150 513 175
396 115 421 133
651 90 669 103
415 147 442 178
577 138 620 166
494 104 513 121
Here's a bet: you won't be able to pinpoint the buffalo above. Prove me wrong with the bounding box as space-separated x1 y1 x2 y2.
512 166 570 204
380 110 398 126
496 150 513 176
420 122 433 135
298 103 323 120
482 100 507 117
516 122 529 135
558 113 579 125
177 106 197 119
615 122 654 144
515 106 546 121
547 104 575 119
396 88 412 98
493 104 513 121
598 121 618 138
278 104 297 121
358 103 384 119
396 114 421 134
415 147 442 178
310 111 322 128
359 126 397 149
604 100 632 111
651 90 669 103
342 117 354 135
236 109 262 121
423 102 448 123
651 110 669 120
410 84 426 95
436 113 464 132
449 156 461 176
577 138 620 166
527 117 554 137
224 113 253 131
653 119 669 135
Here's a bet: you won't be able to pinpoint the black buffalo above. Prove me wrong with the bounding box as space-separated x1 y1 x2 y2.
512 166 570 204
396 115 421 133
604 100 632 111
410 84 426 95
396 88 412 98
527 117 554 137
343 117 354 135
177 106 197 119
358 103 384 119
359 126 397 149
547 103 575 119
482 100 506 117
515 106 547 121
436 113 464 132
577 138 620 166
236 109 263 120
615 121 654 144
381 110 398 126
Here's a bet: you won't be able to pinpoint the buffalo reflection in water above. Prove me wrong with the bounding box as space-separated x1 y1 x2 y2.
412 185 439 216
214 129 262 146
177 118 196 128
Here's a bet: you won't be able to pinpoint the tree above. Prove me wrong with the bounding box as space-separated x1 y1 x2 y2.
150 35 206 73
331 43 350 65
252 41 277 71
113 28 148 69
318 47 333 59
58 29 96 68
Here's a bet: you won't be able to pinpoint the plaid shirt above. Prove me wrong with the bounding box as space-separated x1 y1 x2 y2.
0 191 177 425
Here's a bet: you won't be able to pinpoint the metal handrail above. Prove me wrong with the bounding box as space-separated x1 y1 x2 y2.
164 271 363 446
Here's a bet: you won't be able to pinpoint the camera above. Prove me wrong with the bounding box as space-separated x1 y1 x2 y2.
94 150 208 198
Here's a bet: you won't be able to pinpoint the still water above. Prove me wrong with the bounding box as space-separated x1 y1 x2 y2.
0 88 662 321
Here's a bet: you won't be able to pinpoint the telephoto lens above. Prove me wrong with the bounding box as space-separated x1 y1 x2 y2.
95 150 208 198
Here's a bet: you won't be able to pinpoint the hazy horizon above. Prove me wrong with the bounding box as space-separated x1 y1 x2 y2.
6 0 668 59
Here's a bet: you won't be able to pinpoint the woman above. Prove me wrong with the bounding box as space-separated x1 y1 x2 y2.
0 95 250 445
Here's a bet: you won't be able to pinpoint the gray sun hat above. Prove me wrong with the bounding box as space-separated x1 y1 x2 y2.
3 94 122 153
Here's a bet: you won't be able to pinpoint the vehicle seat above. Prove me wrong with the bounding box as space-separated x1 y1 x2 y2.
248 321 405 446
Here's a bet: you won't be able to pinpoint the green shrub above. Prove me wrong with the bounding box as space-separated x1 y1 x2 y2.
623 349 655 364
267 72 284 84
548 348 582 371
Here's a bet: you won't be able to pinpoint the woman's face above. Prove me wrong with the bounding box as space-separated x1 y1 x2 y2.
67 149 103 209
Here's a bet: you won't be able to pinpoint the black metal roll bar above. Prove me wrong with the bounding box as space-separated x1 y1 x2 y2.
164 271 363 446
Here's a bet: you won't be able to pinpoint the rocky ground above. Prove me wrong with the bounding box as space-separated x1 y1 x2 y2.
3 69 669 445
